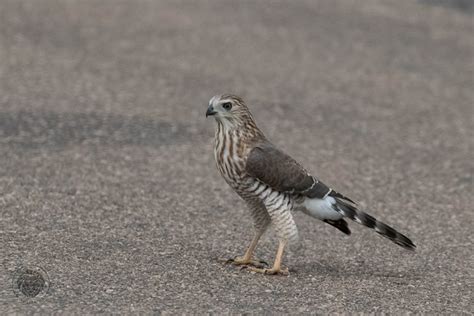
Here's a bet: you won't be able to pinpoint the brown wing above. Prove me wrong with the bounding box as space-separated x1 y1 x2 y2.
245 142 332 199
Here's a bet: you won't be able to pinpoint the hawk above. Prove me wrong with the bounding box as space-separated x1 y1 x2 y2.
206 94 415 275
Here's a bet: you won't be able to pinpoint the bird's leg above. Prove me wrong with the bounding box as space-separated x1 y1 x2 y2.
226 231 268 268
246 239 289 275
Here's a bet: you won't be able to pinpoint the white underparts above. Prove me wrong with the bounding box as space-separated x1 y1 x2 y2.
302 196 343 221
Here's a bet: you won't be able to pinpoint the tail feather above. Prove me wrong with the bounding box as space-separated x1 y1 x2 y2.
323 219 351 235
334 198 416 250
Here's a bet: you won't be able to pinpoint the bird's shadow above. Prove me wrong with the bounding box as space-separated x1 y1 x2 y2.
291 258 425 282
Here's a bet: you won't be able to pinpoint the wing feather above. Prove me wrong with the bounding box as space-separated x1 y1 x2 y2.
246 143 331 199
246 142 356 204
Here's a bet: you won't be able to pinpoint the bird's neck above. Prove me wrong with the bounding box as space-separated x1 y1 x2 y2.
216 117 265 146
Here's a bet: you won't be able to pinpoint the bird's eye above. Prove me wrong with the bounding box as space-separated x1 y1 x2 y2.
222 102 232 111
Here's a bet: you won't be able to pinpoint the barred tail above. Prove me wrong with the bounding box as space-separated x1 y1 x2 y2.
334 198 416 250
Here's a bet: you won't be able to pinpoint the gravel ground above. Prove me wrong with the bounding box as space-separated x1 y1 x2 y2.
0 0 472 313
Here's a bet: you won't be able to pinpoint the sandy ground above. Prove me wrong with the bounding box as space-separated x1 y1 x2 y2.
0 0 472 313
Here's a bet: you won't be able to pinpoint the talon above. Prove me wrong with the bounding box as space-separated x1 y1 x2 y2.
224 255 268 268
225 256 238 264
244 266 289 276
225 256 242 264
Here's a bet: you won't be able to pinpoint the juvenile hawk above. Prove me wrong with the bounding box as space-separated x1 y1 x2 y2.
206 94 415 275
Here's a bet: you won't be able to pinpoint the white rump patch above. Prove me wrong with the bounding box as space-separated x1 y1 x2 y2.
302 196 343 221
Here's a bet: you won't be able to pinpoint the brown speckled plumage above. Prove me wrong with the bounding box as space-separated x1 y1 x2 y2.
206 94 415 275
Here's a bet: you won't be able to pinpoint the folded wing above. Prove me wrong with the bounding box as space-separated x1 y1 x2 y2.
245 142 354 203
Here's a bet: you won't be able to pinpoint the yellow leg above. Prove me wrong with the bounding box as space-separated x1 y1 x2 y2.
246 240 289 275
226 231 268 268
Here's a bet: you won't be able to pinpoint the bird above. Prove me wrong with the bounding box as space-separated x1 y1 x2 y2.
206 94 415 275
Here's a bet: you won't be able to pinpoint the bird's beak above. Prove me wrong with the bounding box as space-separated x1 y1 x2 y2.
206 105 217 117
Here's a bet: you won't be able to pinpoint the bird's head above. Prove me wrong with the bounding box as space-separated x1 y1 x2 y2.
206 94 253 128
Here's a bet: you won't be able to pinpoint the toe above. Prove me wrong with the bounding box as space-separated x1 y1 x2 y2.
226 256 243 264
280 268 289 276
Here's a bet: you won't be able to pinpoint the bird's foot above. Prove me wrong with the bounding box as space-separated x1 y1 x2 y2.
225 256 268 269
243 265 289 276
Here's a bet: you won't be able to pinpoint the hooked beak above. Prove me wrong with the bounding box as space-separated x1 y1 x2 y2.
206 105 217 117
